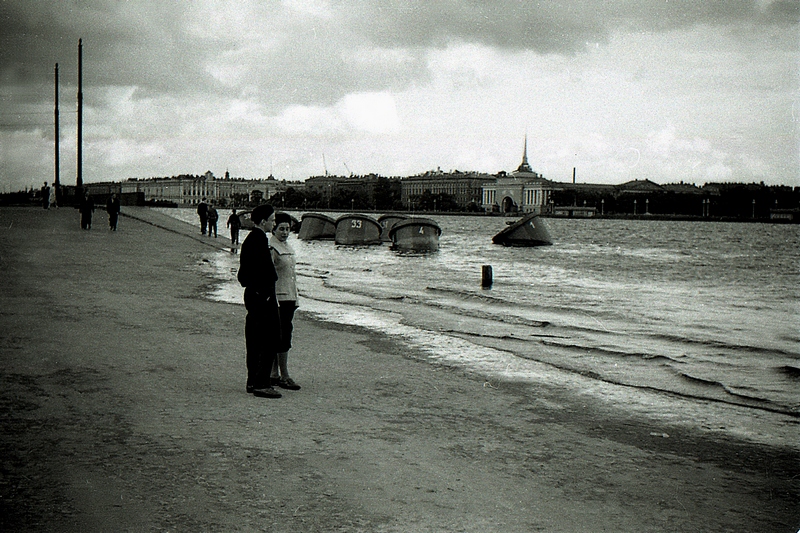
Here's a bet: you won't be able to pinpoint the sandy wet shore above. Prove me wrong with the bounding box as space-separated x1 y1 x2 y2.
1 206 797 532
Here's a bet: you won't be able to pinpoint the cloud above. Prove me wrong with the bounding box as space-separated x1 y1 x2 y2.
3 1 793 101
0 0 796 191
339 92 399 133
275 104 344 135
345 0 798 55
0 128 59 191
273 91 399 135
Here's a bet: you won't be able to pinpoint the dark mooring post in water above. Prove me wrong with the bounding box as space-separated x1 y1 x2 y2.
76 38 83 191
481 265 493 288
54 63 60 206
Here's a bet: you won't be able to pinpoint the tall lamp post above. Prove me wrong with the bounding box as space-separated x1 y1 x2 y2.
76 38 83 192
54 63 60 206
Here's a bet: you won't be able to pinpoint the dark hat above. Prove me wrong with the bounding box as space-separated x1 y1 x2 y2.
274 212 293 226
250 204 275 224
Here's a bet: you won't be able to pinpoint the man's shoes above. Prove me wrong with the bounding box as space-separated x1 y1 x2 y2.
246 385 254 394
276 378 301 391
252 386 282 398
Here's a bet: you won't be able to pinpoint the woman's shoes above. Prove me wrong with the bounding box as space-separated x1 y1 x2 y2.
275 377 301 390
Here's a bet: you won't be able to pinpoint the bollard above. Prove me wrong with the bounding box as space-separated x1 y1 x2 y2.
481 265 493 288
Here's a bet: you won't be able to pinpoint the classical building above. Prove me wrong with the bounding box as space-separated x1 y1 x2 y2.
303 174 401 209
87 171 291 206
481 138 554 214
401 169 493 210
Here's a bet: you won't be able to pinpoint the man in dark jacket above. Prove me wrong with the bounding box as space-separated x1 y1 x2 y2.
197 198 209 235
79 190 94 230
106 193 121 231
227 208 241 250
207 204 218 237
237 204 282 398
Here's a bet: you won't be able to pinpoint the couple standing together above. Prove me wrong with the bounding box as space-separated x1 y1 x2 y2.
237 204 299 398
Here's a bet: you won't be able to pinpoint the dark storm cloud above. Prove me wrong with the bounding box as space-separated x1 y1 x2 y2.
0 0 427 111
346 1 606 54
0 1 218 95
4 1 792 83
1 0 795 112
348 0 798 53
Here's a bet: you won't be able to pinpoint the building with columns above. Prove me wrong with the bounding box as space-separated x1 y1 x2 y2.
88 171 293 206
481 138 554 214
401 169 494 210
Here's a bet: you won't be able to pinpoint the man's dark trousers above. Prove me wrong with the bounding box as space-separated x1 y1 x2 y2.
244 287 279 389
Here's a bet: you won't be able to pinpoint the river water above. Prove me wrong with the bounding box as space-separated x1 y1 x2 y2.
158 208 799 448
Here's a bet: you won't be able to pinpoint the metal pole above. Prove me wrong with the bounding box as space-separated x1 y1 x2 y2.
77 38 83 190
54 63 60 205
481 265 493 288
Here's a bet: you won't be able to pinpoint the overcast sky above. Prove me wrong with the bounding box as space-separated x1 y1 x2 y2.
1 0 797 192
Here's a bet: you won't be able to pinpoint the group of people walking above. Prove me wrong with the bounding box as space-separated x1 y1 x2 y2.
71 189 120 231
197 198 231 239
196 198 220 237
197 198 244 252
236 204 300 398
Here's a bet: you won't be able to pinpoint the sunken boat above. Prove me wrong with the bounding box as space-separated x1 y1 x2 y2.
389 217 442 252
377 214 409 242
298 213 336 240
492 212 553 246
334 213 382 245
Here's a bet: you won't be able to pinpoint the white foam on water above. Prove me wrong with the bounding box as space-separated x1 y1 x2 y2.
178 208 800 451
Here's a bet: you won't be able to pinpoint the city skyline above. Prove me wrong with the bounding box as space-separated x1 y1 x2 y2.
1 1 798 193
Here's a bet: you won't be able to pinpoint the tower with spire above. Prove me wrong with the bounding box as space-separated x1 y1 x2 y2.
480 134 550 214
516 134 534 174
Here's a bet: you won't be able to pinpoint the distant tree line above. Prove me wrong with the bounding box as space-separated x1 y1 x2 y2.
267 176 405 211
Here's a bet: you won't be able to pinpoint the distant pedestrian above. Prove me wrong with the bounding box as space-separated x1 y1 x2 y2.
227 208 241 251
270 212 301 391
79 190 94 230
238 204 282 399
106 193 121 231
197 198 209 235
41 182 50 209
207 204 218 237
